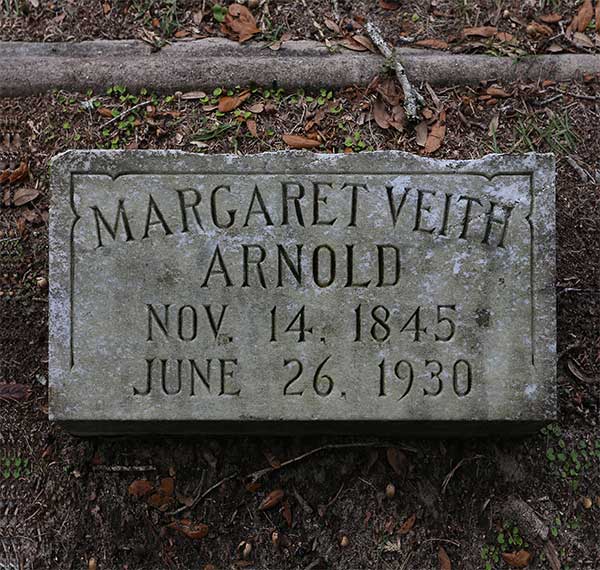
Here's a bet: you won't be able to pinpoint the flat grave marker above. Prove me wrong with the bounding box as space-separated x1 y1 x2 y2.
49 150 556 434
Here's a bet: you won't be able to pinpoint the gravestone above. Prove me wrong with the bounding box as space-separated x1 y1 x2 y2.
49 150 556 435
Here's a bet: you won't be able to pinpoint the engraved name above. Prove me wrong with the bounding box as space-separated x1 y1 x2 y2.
89 181 514 249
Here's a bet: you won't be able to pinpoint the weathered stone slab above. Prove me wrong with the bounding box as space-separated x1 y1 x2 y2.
49 151 556 435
